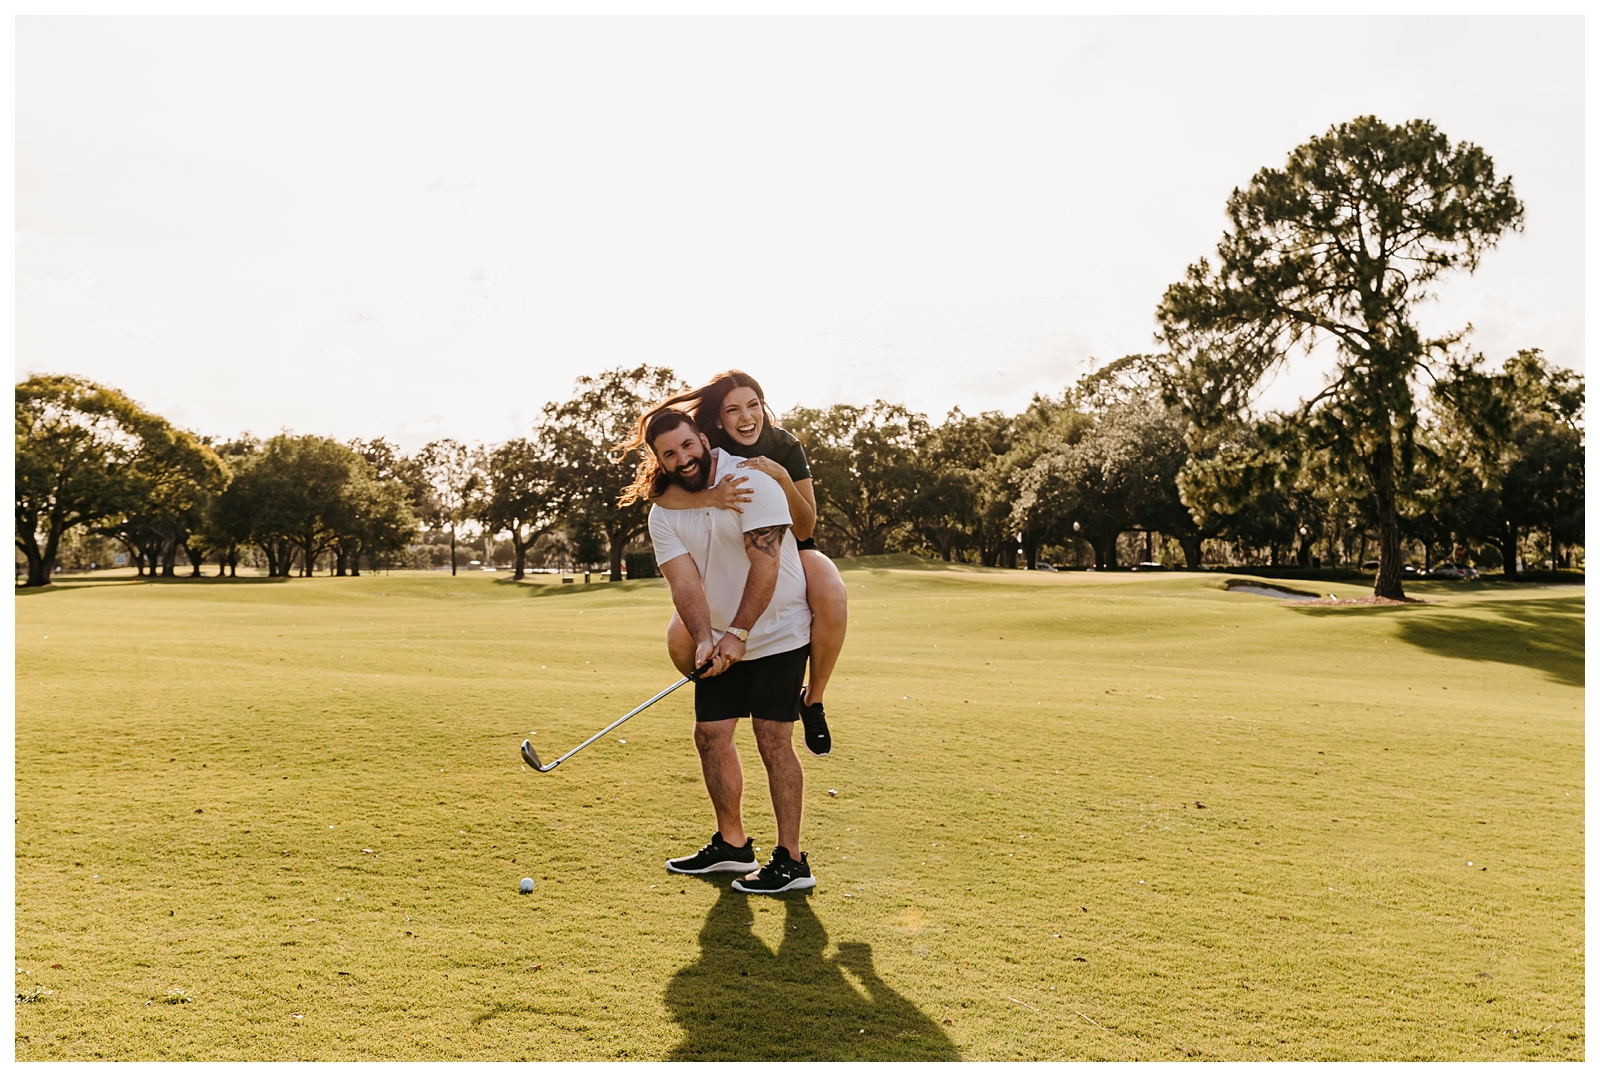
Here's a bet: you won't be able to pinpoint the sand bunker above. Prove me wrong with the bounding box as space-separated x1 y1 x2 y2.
1223 579 1322 600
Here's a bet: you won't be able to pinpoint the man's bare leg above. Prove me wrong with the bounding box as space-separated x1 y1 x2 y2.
752 718 804 854
693 718 746 847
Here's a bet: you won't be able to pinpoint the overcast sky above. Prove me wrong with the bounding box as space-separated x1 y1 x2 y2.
16 14 1585 450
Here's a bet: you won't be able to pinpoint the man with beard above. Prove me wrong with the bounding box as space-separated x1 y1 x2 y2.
643 408 817 894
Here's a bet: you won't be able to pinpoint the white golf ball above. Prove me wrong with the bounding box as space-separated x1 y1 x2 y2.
519 878 535 894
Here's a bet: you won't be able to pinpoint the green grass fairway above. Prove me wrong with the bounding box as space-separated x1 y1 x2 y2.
14 561 1584 1060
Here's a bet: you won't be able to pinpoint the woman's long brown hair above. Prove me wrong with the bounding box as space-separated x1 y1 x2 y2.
617 370 779 506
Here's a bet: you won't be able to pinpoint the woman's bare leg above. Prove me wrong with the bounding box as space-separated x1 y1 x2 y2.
669 557 847 701
799 549 848 705
666 612 696 676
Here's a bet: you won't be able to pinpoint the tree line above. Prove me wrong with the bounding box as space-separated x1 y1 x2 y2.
794 344 1580 579
15 116 1585 596
15 342 1581 592
14 367 682 588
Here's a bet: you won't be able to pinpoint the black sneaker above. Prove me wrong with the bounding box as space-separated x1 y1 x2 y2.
797 688 831 757
666 831 758 875
732 846 816 894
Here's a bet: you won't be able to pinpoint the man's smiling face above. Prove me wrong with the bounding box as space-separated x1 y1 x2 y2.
651 421 713 492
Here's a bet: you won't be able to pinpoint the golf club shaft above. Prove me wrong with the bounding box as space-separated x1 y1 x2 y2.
538 675 691 770
530 658 714 772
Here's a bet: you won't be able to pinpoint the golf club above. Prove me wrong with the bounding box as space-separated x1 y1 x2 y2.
521 658 715 774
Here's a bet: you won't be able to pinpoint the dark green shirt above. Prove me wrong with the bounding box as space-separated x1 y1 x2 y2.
716 423 811 483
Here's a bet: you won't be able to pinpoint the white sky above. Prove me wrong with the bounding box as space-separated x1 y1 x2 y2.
16 14 1586 450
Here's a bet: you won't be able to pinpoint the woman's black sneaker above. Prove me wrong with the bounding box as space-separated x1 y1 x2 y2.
797 689 831 756
666 831 758 875
732 847 816 894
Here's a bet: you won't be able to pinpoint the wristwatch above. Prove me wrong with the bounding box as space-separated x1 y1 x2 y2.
727 627 750 642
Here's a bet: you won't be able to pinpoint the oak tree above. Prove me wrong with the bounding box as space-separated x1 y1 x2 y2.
545 366 684 581
473 437 566 580
1159 116 1523 598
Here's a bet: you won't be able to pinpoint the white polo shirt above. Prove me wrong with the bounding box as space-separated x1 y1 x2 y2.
648 448 812 660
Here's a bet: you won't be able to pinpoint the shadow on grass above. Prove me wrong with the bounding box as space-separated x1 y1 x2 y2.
1293 595 1584 687
662 881 958 1061
493 576 666 598
13 575 292 597
833 553 1013 576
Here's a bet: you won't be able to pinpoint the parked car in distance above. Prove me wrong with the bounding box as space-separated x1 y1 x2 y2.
1360 560 1380 571
1132 561 1166 572
1032 562 1059 571
1428 562 1480 580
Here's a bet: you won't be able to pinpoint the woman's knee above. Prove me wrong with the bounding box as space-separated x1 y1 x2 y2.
802 553 848 618
666 613 696 674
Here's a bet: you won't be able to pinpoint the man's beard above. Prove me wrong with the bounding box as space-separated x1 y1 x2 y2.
666 445 712 492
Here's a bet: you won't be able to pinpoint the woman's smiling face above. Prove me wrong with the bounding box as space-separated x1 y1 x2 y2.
717 386 764 447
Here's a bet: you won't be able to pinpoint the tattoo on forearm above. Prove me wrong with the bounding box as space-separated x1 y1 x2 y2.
745 525 787 558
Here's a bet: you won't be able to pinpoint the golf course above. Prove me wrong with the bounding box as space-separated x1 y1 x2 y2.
13 560 1584 1060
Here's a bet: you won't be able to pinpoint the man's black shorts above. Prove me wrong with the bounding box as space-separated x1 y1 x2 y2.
694 644 810 723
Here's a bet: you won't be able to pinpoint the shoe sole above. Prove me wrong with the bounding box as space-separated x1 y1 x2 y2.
665 859 758 875
731 875 817 894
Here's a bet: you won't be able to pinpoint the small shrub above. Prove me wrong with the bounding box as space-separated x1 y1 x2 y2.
16 985 53 1003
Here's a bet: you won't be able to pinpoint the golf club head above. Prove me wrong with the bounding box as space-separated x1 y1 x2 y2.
521 739 558 773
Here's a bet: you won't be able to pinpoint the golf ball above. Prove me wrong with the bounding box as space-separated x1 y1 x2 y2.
519 878 535 894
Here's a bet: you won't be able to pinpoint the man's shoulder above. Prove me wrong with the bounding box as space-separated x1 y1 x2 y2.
739 463 786 496
737 467 791 530
711 447 770 490
648 501 691 526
